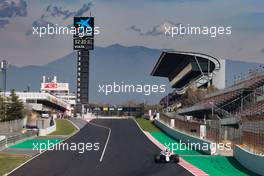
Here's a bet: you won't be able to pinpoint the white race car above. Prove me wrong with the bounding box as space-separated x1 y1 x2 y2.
154 149 179 163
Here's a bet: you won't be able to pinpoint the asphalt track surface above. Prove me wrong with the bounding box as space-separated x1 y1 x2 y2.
9 119 193 176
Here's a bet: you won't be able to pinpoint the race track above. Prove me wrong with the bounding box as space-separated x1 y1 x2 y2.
9 119 192 176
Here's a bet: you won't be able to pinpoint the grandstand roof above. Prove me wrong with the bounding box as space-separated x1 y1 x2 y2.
151 51 220 89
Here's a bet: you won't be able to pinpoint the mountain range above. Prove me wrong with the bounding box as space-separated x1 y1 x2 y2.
2 44 264 104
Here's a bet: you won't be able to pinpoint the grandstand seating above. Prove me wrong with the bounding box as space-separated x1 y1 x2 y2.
184 73 264 117
202 73 264 107
242 115 264 122
161 72 264 125
240 100 264 116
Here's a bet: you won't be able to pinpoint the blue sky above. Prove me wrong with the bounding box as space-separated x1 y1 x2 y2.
0 0 264 66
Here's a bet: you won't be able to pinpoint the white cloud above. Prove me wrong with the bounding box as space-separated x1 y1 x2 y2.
0 0 264 66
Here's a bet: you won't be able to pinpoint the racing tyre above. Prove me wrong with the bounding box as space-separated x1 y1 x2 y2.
171 154 179 163
155 154 160 163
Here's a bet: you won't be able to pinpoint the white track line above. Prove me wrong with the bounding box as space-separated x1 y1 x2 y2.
88 121 111 163
67 119 80 130
6 122 80 176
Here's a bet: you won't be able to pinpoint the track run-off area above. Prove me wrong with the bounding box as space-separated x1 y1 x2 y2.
150 132 259 176
8 119 192 176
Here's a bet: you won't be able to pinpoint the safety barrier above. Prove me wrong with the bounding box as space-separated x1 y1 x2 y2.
38 121 56 136
234 145 264 176
0 132 37 149
154 119 212 154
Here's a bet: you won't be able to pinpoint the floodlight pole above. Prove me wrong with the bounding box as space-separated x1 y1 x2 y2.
1 60 7 120
166 95 169 113
208 59 210 87
209 101 214 119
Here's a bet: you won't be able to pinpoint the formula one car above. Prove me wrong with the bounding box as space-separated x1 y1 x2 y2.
154 149 179 163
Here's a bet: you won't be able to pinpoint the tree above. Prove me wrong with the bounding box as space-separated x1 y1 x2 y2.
122 100 137 107
5 90 25 121
181 88 206 107
179 85 218 108
207 85 218 94
0 95 5 121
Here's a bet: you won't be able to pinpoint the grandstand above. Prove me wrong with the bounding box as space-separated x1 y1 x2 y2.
1 92 70 113
151 51 225 92
176 72 264 153
151 51 264 155
0 91 71 129
151 51 225 110
178 72 264 119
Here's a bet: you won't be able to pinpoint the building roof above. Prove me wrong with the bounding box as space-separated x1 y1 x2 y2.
151 51 220 77
151 51 222 90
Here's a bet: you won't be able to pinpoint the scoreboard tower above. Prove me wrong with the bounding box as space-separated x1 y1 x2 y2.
73 17 94 114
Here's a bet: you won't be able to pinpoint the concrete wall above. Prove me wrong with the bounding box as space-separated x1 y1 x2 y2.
0 119 24 134
154 119 212 154
164 112 177 118
234 146 264 176
213 58 226 89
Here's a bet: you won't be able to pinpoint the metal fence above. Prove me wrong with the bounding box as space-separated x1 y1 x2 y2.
159 114 171 125
159 113 264 154
241 115 264 154
160 113 202 138
0 131 37 149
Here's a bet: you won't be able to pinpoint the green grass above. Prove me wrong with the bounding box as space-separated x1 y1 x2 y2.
49 119 77 136
0 154 29 175
135 118 161 132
